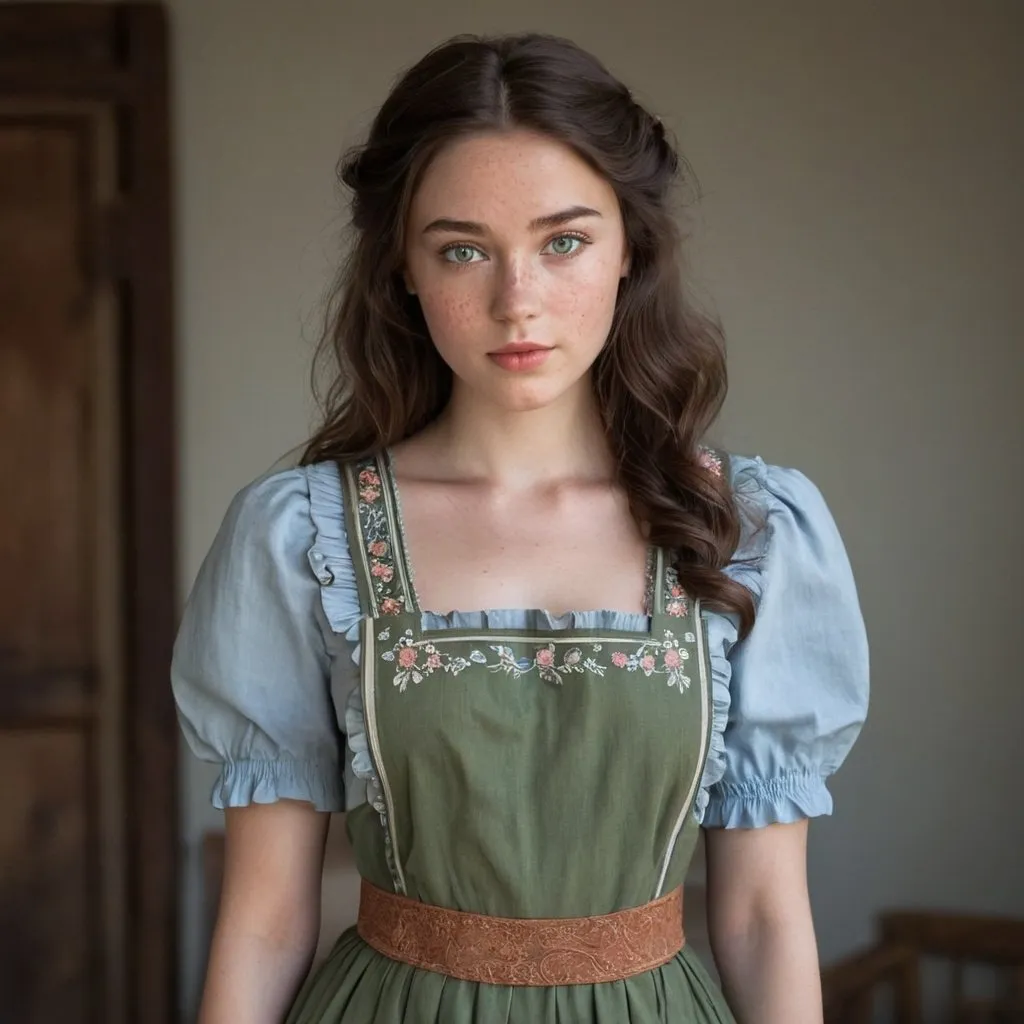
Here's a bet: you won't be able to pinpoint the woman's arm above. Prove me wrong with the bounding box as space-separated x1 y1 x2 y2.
704 820 823 1024
198 800 330 1024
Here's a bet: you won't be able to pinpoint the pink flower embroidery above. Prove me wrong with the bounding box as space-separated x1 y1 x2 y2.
380 598 403 615
426 653 442 670
664 649 682 669
398 647 418 668
359 469 381 487
369 540 388 557
640 655 656 673
670 584 684 598
698 449 723 476
371 561 394 582
536 648 555 667
666 599 687 617
611 651 629 668
359 486 380 503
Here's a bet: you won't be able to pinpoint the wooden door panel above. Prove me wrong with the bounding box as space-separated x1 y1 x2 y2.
0 731 91 1023
0 119 94 675
0 7 177 1021
0 109 109 1024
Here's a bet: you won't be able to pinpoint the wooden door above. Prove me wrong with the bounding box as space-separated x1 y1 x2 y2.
0 99 126 1024
0 6 177 1023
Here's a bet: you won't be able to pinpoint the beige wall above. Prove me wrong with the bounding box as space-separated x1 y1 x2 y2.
168 0 1024 1017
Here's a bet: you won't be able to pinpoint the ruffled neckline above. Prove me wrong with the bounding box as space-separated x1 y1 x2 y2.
419 607 651 633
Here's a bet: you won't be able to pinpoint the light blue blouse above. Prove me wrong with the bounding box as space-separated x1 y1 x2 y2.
171 454 869 829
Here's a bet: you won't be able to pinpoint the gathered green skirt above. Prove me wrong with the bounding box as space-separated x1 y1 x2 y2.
287 926 734 1024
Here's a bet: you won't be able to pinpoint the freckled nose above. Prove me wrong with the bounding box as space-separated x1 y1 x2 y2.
491 255 540 326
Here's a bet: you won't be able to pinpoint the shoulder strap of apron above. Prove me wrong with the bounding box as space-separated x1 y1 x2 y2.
339 453 419 617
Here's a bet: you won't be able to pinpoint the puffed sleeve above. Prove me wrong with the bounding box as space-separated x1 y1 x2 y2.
171 467 345 811
701 455 869 829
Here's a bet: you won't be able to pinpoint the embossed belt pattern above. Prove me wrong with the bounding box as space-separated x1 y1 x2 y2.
356 879 685 986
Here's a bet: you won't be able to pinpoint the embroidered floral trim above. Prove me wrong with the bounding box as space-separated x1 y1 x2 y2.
642 546 657 615
698 446 723 477
377 626 698 693
662 564 689 618
609 630 697 692
352 458 408 616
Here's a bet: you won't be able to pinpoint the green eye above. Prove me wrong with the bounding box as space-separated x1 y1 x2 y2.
544 234 588 257
443 245 482 264
549 236 579 255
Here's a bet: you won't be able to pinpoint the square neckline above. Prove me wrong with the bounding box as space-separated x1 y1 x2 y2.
379 447 661 622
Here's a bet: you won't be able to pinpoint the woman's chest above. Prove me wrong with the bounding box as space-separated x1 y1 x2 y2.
397 485 650 614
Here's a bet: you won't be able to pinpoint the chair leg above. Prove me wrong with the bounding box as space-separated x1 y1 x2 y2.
893 950 922 1024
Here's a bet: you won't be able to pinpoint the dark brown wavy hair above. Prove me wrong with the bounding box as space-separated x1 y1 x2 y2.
301 32 756 635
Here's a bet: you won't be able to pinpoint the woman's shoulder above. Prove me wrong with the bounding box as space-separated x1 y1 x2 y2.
711 449 827 514
712 448 833 520
201 460 360 632
713 450 853 596
213 460 350 551
222 459 339 516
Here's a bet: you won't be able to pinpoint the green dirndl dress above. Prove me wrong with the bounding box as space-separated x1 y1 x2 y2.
286 454 736 1024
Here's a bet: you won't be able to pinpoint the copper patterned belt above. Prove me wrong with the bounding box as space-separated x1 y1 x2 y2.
356 879 685 987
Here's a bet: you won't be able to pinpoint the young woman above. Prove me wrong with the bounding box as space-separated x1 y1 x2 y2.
173 32 869 1024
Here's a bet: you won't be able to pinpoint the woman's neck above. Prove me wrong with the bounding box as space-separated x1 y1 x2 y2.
406 380 615 488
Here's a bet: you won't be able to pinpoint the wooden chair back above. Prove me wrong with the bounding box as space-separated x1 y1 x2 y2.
822 910 1024 1024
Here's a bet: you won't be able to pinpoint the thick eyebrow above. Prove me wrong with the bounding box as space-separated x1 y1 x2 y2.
421 205 603 236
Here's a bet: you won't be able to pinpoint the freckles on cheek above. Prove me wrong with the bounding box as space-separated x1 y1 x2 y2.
558 274 618 330
423 288 478 337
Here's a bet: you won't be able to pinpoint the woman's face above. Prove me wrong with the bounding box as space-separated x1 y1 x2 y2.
403 129 630 413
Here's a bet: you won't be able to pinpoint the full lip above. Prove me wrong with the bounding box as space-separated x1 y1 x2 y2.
489 341 552 355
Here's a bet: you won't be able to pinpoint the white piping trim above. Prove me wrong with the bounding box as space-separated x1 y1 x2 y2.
362 624 407 894
654 600 710 898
